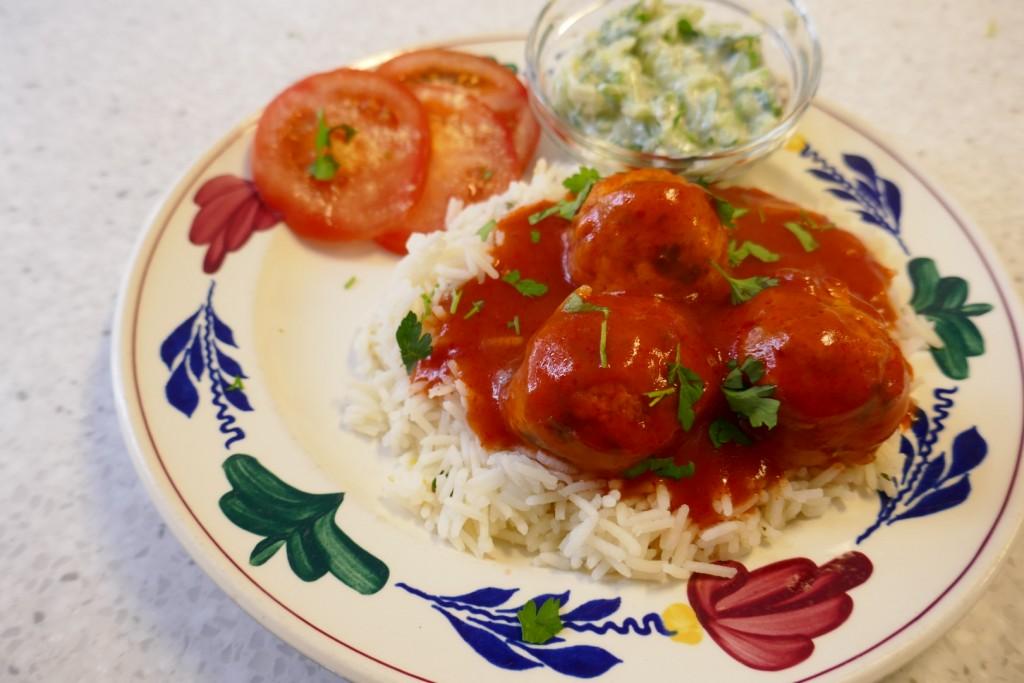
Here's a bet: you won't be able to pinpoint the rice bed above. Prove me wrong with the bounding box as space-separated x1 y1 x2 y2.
343 160 935 582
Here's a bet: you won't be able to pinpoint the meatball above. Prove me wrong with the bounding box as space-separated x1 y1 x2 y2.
719 272 911 467
568 169 729 302
502 289 713 475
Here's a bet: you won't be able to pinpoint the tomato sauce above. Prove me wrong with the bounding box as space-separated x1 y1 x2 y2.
414 176 908 526
415 206 577 446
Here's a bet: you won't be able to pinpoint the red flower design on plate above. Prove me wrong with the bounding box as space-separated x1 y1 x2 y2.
688 552 873 671
189 175 280 273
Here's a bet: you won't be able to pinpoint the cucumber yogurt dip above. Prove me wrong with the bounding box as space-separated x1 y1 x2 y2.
554 0 784 156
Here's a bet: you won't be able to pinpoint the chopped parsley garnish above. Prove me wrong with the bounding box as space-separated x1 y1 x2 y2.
431 470 448 493
420 289 436 317
343 276 357 290
727 239 780 267
530 229 541 244
449 289 463 315
463 300 485 320
783 221 820 252
481 167 494 181
623 457 696 480
644 346 704 429
477 219 497 241
721 357 779 429
503 270 549 298
308 109 356 181
507 315 521 336
484 55 520 75
563 292 608 316
562 292 611 368
226 376 244 392
396 311 432 374
677 18 699 41
528 167 602 225
644 388 675 407
709 418 753 448
710 262 779 304
517 598 563 645
713 197 749 229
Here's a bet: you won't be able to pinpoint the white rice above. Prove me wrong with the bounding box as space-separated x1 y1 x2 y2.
343 160 934 582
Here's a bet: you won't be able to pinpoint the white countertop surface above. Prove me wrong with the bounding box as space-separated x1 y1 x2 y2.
2 0 1022 680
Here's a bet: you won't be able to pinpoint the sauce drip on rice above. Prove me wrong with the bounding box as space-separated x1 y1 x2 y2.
414 169 911 526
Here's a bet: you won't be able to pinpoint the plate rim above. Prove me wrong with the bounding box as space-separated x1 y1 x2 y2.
109 35 1024 683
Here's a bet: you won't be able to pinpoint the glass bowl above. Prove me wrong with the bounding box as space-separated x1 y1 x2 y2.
525 0 822 179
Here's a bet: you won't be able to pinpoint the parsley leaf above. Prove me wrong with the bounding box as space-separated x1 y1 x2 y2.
677 18 699 41
226 376 244 392
623 457 696 480
396 311 432 374
308 110 355 181
477 219 497 241
507 315 521 336
530 229 541 244
710 262 779 304
343 276 357 290
723 385 779 428
709 418 753 448
713 197 749 229
727 239 780 267
783 221 820 252
502 270 549 298
739 356 765 383
518 598 563 644
528 167 602 225
562 292 611 368
667 346 704 431
720 357 779 429
309 155 338 181
563 166 601 194
463 300 485 320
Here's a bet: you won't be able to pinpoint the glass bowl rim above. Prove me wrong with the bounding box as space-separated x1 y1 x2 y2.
524 0 824 165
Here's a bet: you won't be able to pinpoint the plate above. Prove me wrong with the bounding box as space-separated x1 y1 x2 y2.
112 37 1024 682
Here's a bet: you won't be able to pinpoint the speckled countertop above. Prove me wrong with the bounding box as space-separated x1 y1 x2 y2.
1 0 1022 680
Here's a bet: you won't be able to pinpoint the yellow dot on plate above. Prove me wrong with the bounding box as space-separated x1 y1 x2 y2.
662 603 703 645
785 133 807 152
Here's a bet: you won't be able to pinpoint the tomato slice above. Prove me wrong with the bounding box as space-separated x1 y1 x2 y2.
374 83 519 254
252 68 429 241
377 49 539 172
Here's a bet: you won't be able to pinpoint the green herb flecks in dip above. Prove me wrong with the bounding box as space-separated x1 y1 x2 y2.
554 0 784 156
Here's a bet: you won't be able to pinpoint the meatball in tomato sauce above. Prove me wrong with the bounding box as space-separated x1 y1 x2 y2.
718 272 911 468
502 289 712 475
568 170 728 302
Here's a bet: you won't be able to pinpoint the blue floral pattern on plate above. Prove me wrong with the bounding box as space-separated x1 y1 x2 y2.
859 387 988 542
395 582 672 678
159 280 252 448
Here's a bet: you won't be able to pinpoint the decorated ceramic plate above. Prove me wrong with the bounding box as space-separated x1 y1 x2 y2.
112 37 1024 682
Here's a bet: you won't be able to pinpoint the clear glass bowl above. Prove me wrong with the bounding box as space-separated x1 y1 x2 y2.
525 0 822 179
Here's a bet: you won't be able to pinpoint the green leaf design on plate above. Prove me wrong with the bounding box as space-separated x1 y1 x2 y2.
219 454 389 594
908 257 994 380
